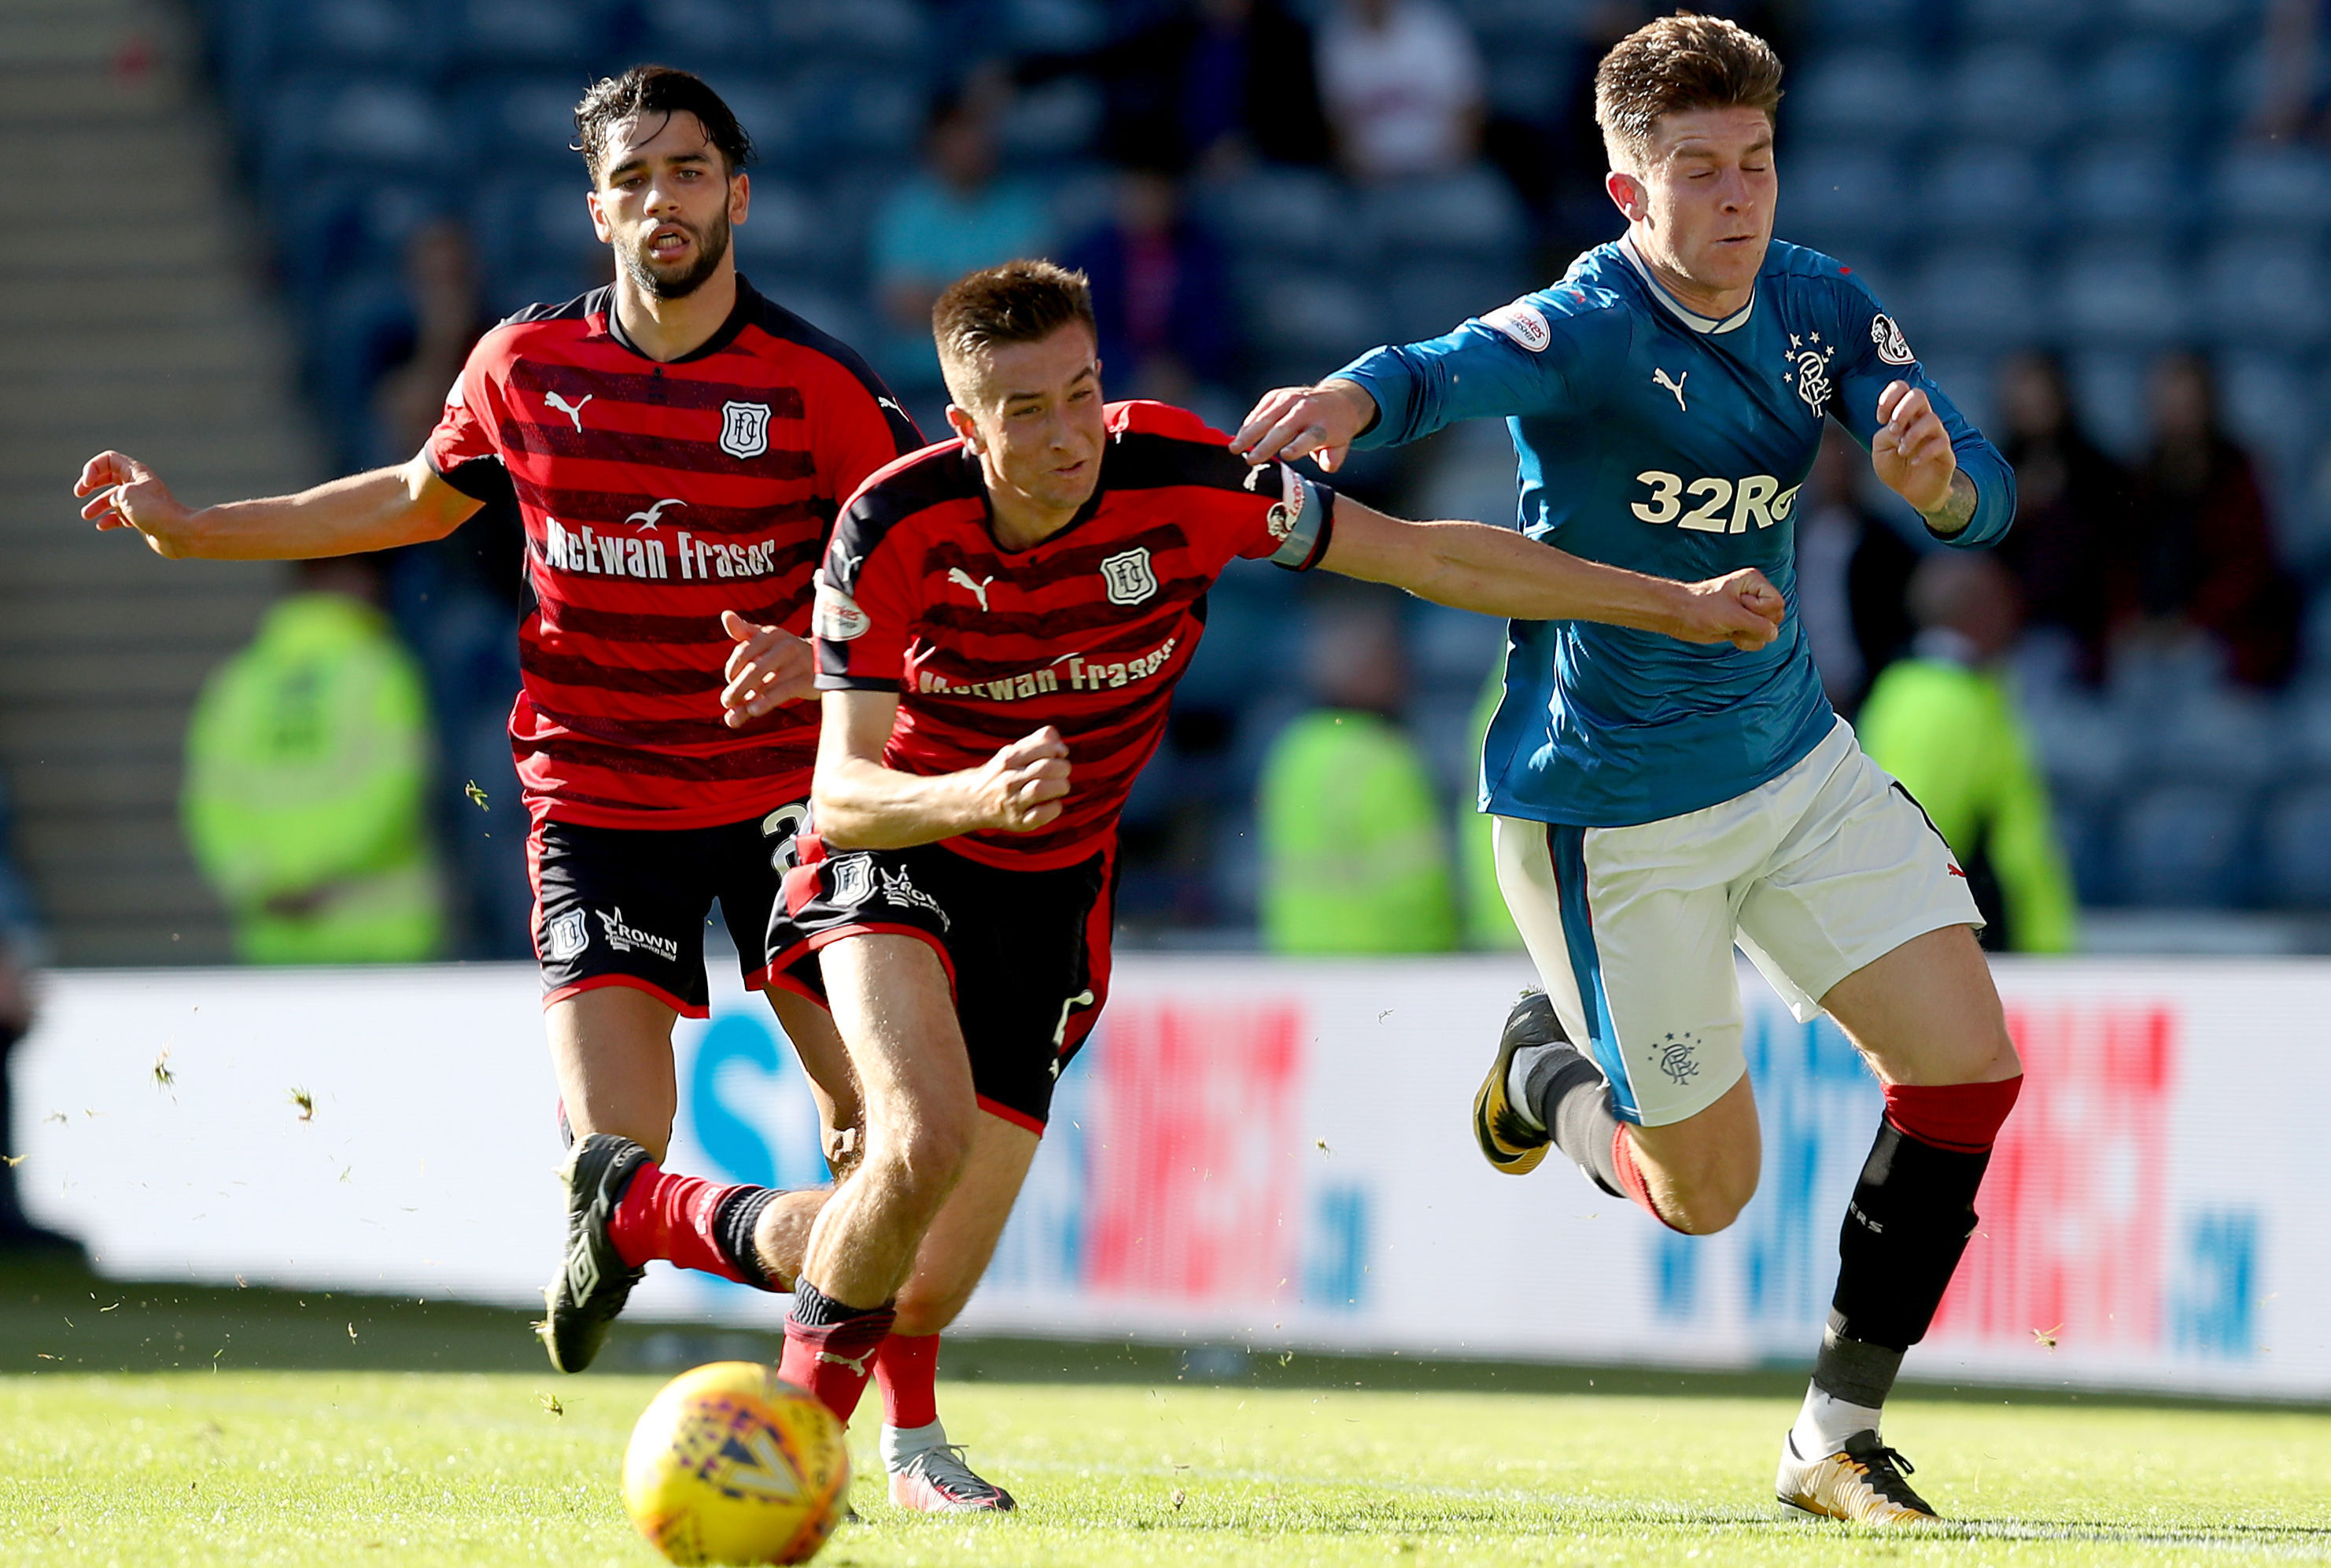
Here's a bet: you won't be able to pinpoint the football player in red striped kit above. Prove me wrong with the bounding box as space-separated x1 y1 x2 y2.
552 260 1788 1498
73 67 998 1510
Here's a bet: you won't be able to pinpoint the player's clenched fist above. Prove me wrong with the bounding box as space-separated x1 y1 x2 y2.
719 611 816 727
1871 381 1957 515
74 450 196 557
1671 568 1787 651
1230 379 1378 473
976 725 1071 832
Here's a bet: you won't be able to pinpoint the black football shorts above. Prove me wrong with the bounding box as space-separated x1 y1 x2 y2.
757 835 1113 1133
529 805 810 1017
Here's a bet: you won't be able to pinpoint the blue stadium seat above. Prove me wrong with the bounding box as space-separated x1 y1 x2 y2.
2062 144 2193 238
1789 52 1934 147
2025 692 2131 799
2115 783 2256 907
2082 39 2210 133
2209 146 2331 235
731 181 858 288
454 76 588 171
2215 351 2321 480
1802 0 1927 48
216 0 437 113
1237 264 1382 377
1921 146 2051 243
2200 238 2331 349
1943 46 2071 148
1960 0 2095 44
1381 260 1523 349
1905 249 2042 352
2044 791 2119 906
994 76 1101 164
2153 690 2292 788
1778 146 1909 253
1448 0 1582 43
2111 0 2258 44
633 0 773 71
262 76 445 200
2261 783 2331 906
2056 245 2193 349
2105 634 2229 714
274 176 444 311
1201 168 1357 265
2065 349 2152 456
769 0 934 64
1916 351 1998 432
441 0 618 72
714 82 805 168
468 174 596 290
1359 169 1526 261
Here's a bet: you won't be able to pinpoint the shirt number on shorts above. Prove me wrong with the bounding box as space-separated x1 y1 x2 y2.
761 802 808 872
1631 471 1799 533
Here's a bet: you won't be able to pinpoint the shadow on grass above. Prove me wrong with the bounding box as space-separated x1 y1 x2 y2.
4 1254 2325 1420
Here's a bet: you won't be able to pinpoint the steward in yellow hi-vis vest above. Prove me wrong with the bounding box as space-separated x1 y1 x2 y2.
1854 556 2077 955
1260 707 1458 954
183 573 444 963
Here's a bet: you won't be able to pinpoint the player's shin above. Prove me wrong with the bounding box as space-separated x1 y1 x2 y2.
779 1278 897 1424
606 1161 791 1289
1793 1075 2023 1455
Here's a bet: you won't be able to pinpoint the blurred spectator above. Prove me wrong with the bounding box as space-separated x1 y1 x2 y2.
183 557 446 964
1857 555 2078 955
0 774 76 1256
2112 352 2303 690
871 91 1049 380
1456 667 1523 951
371 220 493 465
1314 0 1485 183
2256 0 2331 142
1017 0 1330 175
1062 164 1241 404
1993 352 2121 688
1794 425 1917 715
1258 590 1457 953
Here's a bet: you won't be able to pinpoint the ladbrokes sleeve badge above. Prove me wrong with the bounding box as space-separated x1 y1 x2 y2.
813 573 869 641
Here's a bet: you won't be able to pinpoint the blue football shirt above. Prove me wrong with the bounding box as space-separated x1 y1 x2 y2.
1335 237 2015 828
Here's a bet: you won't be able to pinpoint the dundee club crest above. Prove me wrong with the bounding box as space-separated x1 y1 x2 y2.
1099 547 1157 606
719 399 772 459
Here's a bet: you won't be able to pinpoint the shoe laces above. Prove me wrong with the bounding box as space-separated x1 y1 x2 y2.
902 1444 1002 1500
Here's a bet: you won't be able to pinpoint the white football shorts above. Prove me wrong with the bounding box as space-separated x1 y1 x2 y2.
1492 718 1982 1127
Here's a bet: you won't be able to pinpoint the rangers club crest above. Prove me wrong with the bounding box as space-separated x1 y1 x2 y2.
719 400 771 459
1781 330 1836 415
1099 547 1157 606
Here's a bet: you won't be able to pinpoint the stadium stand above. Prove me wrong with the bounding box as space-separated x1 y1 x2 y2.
18 0 2331 960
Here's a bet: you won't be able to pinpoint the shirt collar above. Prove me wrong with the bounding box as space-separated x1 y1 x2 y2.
1617 236 1755 335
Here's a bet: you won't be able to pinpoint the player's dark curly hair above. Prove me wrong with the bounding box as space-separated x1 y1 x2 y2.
573 65 754 183
1594 13 1783 169
931 260 1098 392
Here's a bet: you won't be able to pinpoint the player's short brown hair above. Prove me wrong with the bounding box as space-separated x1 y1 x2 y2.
932 260 1098 399
1594 13 1783 170
574 65 754 183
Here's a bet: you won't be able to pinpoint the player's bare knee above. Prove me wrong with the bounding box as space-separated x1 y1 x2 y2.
893 1272 976 1337
1658 1147 1759 1234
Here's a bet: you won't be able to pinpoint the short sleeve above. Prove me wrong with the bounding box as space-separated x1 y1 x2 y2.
807 354 925 506
1230 460 1337 572
422 337 511 501
813 506 920 692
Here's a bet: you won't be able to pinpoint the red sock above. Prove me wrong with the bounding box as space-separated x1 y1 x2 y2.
606 1160 752 1282
1883 1075 2023 1153
875 1333 941 1430
1611 1126 1688 1234
778 1283 895 1426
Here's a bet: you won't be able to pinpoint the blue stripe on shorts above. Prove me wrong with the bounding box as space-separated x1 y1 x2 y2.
1548 825 1640 1124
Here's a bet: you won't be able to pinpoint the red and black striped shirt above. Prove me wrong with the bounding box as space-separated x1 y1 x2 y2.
425 279 921 829
815 400 1331 869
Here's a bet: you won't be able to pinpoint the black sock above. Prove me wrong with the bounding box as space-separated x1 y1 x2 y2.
711 1187 784 1292
1829 1118 1990 1356
1524 1045 1625 1199
788 1277 894 1327
1811 1310 1905 1408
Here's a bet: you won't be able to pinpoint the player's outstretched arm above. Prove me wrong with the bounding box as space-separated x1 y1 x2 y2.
1320 497 1787 650
812 690 1070 850
1230 378 1378 473
73 451 480 560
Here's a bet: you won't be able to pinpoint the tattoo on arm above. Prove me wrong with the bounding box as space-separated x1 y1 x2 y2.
1921 469 1978 537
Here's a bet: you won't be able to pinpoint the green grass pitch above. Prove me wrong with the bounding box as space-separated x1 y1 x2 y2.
2 1270 2326 1565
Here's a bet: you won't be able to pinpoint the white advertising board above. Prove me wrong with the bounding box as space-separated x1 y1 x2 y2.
15 955 2327 1398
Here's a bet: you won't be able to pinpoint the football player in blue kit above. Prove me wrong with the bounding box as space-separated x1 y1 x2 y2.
1237 13 2023 1526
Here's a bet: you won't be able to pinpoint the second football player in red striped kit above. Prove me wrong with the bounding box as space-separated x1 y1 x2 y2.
555 260 1789 1486
74 66 1004 1511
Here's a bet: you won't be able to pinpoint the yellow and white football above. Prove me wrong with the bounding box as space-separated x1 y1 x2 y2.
621 1362 850 1566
